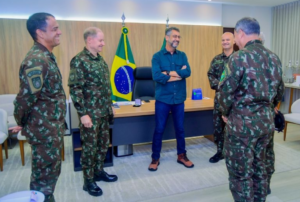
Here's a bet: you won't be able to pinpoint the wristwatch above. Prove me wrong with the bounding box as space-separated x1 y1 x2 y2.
166 71 170 76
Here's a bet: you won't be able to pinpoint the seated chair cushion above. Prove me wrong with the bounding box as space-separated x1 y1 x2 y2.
284 113 300 125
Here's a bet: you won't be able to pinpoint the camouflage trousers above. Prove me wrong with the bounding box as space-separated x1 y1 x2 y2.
80 116 110 181
213 99 225 152
224 131 272 202
265 132 275 187
224 113 274 202
30 135 63 202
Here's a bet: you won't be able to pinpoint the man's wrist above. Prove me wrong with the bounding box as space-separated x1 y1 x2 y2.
166 71 170 76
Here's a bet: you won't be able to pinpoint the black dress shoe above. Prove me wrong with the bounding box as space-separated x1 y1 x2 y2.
94 171 118 182
209 152 224 163
83 180 103 196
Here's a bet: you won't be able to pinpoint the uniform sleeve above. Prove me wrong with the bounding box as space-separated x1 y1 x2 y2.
273 76 285 108
176 53 191 79
207 57 220 91
217 54 244 116
68 57 87 117
152 53 170 84
14 63 45 126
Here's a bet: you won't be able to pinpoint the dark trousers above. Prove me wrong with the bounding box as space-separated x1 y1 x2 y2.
151 100 186 160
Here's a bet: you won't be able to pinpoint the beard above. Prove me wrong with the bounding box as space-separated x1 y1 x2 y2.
170 40 179 48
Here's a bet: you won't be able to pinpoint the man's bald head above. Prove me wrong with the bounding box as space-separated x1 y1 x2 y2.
221 32 235 51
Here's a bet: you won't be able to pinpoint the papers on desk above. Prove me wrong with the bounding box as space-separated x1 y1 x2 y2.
113 101 144 107
203 97 210 99
115 101 135 106
112 103 120 109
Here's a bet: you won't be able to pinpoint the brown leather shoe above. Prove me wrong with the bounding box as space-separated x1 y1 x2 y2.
148 158 160 171
177 153 194 168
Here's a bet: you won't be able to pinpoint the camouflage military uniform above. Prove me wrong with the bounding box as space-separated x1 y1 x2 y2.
68 47 112 182
207 52 234 153
217 40 284 202
14 42 66 202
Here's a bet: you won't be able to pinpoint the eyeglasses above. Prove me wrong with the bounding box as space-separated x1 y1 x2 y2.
171 35 181 39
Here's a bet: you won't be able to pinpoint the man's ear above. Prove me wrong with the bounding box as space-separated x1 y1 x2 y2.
86 36 92 45
240 29 246 39
36 29 44 40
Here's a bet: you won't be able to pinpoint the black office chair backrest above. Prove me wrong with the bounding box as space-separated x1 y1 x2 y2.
132 67 155 101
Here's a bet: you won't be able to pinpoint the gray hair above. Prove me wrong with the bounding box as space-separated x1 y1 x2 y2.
165 27 180 36
83 27 102 43
235 17 260 35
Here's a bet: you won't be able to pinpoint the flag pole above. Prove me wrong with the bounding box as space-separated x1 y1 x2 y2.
121 13 129 64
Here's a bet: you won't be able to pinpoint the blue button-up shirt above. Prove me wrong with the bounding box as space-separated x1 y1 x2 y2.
152 48 191 104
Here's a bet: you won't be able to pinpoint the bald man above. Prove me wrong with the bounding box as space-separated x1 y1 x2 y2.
207 32 235 163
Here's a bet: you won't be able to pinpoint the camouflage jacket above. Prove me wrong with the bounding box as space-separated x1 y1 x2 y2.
14 42 66 143
207 51 234 91
68 48 112 119
217 40 284 118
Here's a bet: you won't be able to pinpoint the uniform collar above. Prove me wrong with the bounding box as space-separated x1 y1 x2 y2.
34 42 56 62
245 40 262 48
221 50 234 58
162 47 178 55
84 47 101 60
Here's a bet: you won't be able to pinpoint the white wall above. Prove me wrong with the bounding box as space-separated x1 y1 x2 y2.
222 5 273 49
0 0 222 26
0 0 273 46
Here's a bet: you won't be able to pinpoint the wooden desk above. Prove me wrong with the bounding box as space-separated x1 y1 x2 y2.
284 83 300 113
112 99 214 146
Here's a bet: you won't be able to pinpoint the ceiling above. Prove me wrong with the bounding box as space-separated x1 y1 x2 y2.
175 0 297 7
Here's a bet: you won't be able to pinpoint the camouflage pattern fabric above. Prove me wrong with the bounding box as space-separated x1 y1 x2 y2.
68 48 112 119
208 52 233 152
217 40 284 202
265 132 275 187
14 42 66 202
80 116 109 180
68 47 112 180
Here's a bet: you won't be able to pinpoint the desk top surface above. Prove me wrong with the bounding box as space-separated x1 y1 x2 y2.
284 83 300 89
114 98 214 118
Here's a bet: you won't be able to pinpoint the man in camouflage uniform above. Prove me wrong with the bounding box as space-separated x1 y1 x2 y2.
68 27 117 197
259 32 277 195
10 13 66 202
207 32 235 163
217 17 284 202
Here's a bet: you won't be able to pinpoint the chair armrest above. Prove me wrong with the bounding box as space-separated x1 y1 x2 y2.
0 109 8 135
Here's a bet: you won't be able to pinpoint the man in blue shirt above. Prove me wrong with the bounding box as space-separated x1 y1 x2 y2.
149 27 193 171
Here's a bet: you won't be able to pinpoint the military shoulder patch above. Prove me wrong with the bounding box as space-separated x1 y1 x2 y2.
219 62 231 87
68 68 78 85
25 66 43 94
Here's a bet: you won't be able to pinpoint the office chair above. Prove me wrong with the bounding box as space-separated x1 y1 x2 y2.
132 67 155 101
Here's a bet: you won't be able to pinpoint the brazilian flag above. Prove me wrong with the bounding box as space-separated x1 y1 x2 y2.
110 27 136 102
161 38 166 50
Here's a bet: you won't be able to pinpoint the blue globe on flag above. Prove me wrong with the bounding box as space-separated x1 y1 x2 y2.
114 65 134 94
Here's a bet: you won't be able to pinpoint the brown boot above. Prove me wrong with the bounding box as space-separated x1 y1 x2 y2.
177 153 194 168
148 158 160 171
